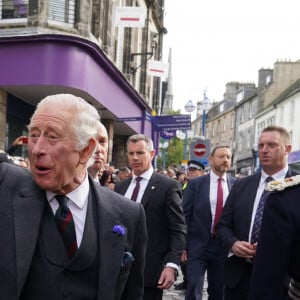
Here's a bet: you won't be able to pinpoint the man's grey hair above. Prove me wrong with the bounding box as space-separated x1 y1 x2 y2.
29 94 100 151
127 134 154 151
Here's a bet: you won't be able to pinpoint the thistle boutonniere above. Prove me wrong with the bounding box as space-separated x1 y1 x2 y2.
266 175 300 192
113 225 126 236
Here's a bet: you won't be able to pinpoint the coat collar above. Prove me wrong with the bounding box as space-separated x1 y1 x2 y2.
13 177 128 300
13 179 45 298
89 179 127 300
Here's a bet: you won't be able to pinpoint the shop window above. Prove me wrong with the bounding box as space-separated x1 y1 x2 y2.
48 0 75 25
0 0 28 19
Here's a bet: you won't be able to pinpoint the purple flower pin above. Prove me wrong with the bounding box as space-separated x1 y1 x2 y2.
113 225 126 236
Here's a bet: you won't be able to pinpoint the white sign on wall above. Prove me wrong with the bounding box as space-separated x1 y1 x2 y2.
148 61 169 78
114 7 146 28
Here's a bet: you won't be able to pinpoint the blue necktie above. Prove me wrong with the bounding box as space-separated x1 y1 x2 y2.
251 176 273 243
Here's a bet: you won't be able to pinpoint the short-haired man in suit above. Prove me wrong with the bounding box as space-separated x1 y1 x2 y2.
174 159 205 291
114 134 186 300
0 94 147 300
117 166 132 181
249 175 300 300
183 146 234 300
217 125 297 300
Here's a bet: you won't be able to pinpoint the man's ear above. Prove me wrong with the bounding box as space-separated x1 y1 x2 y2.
80 138 97 165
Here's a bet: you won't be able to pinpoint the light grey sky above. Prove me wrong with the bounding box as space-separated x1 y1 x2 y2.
163 0 300 115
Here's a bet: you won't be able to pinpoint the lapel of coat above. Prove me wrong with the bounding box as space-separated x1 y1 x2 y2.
116 178 131 196
90 181 127 300
226 176 235 191
243 173 261 228
13 180 45 298
141 172 159 207
203 174 211 205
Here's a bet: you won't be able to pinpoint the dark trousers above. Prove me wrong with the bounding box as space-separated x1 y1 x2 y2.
224 262 252 300
180 261 187 282
186 237 225 300
143 286 163 300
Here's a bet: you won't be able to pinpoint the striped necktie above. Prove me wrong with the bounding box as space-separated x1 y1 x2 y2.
55 195 78 258
251 176 274 244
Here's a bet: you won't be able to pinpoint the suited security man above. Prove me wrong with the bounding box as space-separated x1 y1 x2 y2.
174 159 206 291
249 178 300 299
0 94 147 300
183 146 234 300
217 125 297 300
114 134 186 300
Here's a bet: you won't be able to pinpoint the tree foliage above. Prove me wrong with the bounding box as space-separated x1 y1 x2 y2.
156 109 185 170
157 137 184 170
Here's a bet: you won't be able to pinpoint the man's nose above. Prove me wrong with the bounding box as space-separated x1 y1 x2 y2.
30 137 47 155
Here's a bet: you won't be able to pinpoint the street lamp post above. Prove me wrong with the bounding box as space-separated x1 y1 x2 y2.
183 100 196 160
159 140 169 170
197 92 212 137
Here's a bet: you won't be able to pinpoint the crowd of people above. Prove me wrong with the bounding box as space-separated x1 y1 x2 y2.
0 93 299 300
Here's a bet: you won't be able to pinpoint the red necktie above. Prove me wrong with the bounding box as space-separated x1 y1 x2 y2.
212 177 223 234
55 195 78 258
131 177 142 202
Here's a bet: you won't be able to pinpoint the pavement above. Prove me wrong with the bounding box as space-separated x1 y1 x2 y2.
163 271 208 300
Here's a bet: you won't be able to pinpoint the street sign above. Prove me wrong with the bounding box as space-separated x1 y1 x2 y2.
114 6 146 28
148 60 169 78
194 143 206 157
116 117 144 122
189 139 210 161
160 130 176 139
154 114 191 131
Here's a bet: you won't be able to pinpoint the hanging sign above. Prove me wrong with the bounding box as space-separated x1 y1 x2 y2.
148 61 169 78
114 6 146 28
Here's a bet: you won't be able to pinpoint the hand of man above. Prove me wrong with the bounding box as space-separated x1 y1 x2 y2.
180 250 187 263
157 266 176 290
231 241 255 258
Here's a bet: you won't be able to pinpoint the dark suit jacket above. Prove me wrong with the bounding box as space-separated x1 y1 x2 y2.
183 173 235 258
249 182 300 300
0 162 147 300
114 172 186 287
216 169 297 288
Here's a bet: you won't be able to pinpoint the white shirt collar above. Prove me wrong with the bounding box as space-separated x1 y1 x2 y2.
210 170 227 182
132 166 154 181
46 173 90 209
261 165 289 183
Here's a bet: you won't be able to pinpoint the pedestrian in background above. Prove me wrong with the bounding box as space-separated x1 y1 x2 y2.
183 146 234 300
115 134 186 300
175 159 205 291
87 122 108 183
